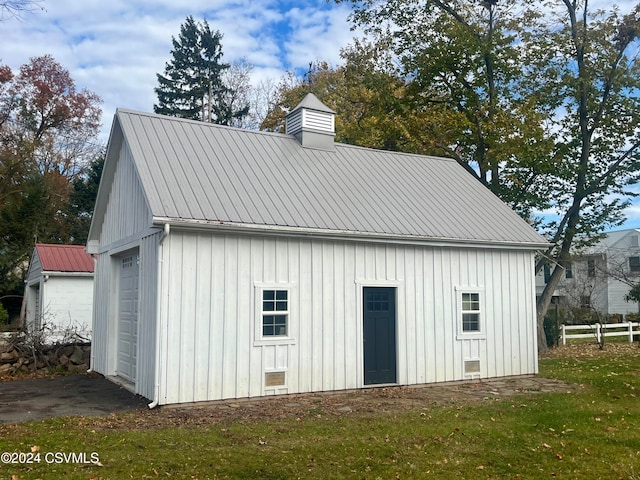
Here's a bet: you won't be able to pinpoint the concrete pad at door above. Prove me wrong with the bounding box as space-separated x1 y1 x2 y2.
0 374 149 423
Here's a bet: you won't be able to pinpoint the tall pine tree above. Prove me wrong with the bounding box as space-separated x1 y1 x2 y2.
154 16 248 125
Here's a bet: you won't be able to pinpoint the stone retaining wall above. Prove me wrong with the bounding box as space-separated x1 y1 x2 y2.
0 342 91 375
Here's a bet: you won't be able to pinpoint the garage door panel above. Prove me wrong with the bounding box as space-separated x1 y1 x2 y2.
117 252 139 382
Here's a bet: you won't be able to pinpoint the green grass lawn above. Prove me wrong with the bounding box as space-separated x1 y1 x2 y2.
1 344 639 479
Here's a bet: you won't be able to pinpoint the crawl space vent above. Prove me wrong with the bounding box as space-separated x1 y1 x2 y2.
265 372 286 387
464 360 481 375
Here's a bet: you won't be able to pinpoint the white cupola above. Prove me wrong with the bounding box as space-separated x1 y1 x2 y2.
285 93 335 150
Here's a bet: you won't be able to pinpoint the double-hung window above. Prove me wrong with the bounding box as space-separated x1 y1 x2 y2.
456 287 485 339
461 293 481 333
261 289 288 337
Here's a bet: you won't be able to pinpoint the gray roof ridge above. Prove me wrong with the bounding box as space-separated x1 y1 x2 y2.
115 108 292 139
116 108 457 164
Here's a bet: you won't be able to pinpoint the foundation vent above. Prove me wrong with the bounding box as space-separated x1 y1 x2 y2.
265 371 286 387
464 360 481 377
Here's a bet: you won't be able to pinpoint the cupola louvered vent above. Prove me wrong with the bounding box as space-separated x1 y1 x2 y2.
285 93 335 150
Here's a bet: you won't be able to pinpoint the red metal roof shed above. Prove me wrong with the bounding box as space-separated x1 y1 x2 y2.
35 244 94 273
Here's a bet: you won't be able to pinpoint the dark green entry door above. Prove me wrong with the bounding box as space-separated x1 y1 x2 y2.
363 287 397 385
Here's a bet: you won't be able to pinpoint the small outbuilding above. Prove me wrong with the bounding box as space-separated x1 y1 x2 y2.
88 94 548 406
24 244 94 342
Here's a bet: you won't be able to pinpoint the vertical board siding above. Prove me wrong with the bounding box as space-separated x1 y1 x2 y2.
136 233 159 400
26 254 42 285
100 143 152 246
92 141 157 398
91 253 111 374
157 231 538 405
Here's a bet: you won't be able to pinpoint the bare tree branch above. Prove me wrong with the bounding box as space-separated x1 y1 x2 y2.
0 1 44 21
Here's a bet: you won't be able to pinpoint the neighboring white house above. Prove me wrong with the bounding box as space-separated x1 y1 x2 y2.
535 228 640 318
87 94 549 407
24 244 95 342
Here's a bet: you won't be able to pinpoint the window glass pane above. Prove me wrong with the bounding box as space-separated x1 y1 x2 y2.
262 313 287 337
274 315 287 335
565 263 573 279
262 290 288 337
462 293 479 311
263 290 275 300
588 259 596 277
462 313 480 332
263 301 274 311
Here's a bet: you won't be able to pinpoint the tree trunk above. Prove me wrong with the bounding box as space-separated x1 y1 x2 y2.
536 200 582 352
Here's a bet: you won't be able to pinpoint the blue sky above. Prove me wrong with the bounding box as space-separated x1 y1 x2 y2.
2 0 357 140
2 0 639 229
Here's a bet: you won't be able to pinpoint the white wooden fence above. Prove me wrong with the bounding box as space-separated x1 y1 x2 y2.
561 321 640 345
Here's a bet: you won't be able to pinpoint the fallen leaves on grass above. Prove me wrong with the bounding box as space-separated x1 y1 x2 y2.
542 343 640 359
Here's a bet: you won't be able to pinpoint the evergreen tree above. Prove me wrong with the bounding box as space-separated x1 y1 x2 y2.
154 16 248 125
66 153 104 244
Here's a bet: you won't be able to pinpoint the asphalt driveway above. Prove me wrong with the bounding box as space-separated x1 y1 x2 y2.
0 374 149 423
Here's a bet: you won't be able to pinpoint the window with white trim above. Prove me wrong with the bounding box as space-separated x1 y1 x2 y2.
461 292 481 333
456 287 485 339
261 289 288 337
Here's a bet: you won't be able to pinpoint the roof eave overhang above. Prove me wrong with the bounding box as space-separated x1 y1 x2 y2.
152 217 550 251
41 271 95 276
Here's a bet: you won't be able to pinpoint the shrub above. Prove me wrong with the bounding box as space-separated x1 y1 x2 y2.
543 307 566 348
0 303 8 324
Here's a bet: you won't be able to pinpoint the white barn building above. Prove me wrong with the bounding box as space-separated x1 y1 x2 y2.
88 94 548 406
24 244 94 342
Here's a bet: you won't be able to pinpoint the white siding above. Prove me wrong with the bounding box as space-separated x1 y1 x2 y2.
156 231 538 405
91 252 111 374
136 233 159 400
607 278 640 315
40 276 94 340
99 142 152 247
91 140 157 386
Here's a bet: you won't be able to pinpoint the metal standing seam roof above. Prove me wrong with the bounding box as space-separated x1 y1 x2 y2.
113 109 548 248
35 244 94 273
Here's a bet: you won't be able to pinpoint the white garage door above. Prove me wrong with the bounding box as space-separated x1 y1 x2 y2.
117 251 139 382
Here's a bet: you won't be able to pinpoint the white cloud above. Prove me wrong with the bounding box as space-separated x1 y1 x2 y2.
1 0 357 139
